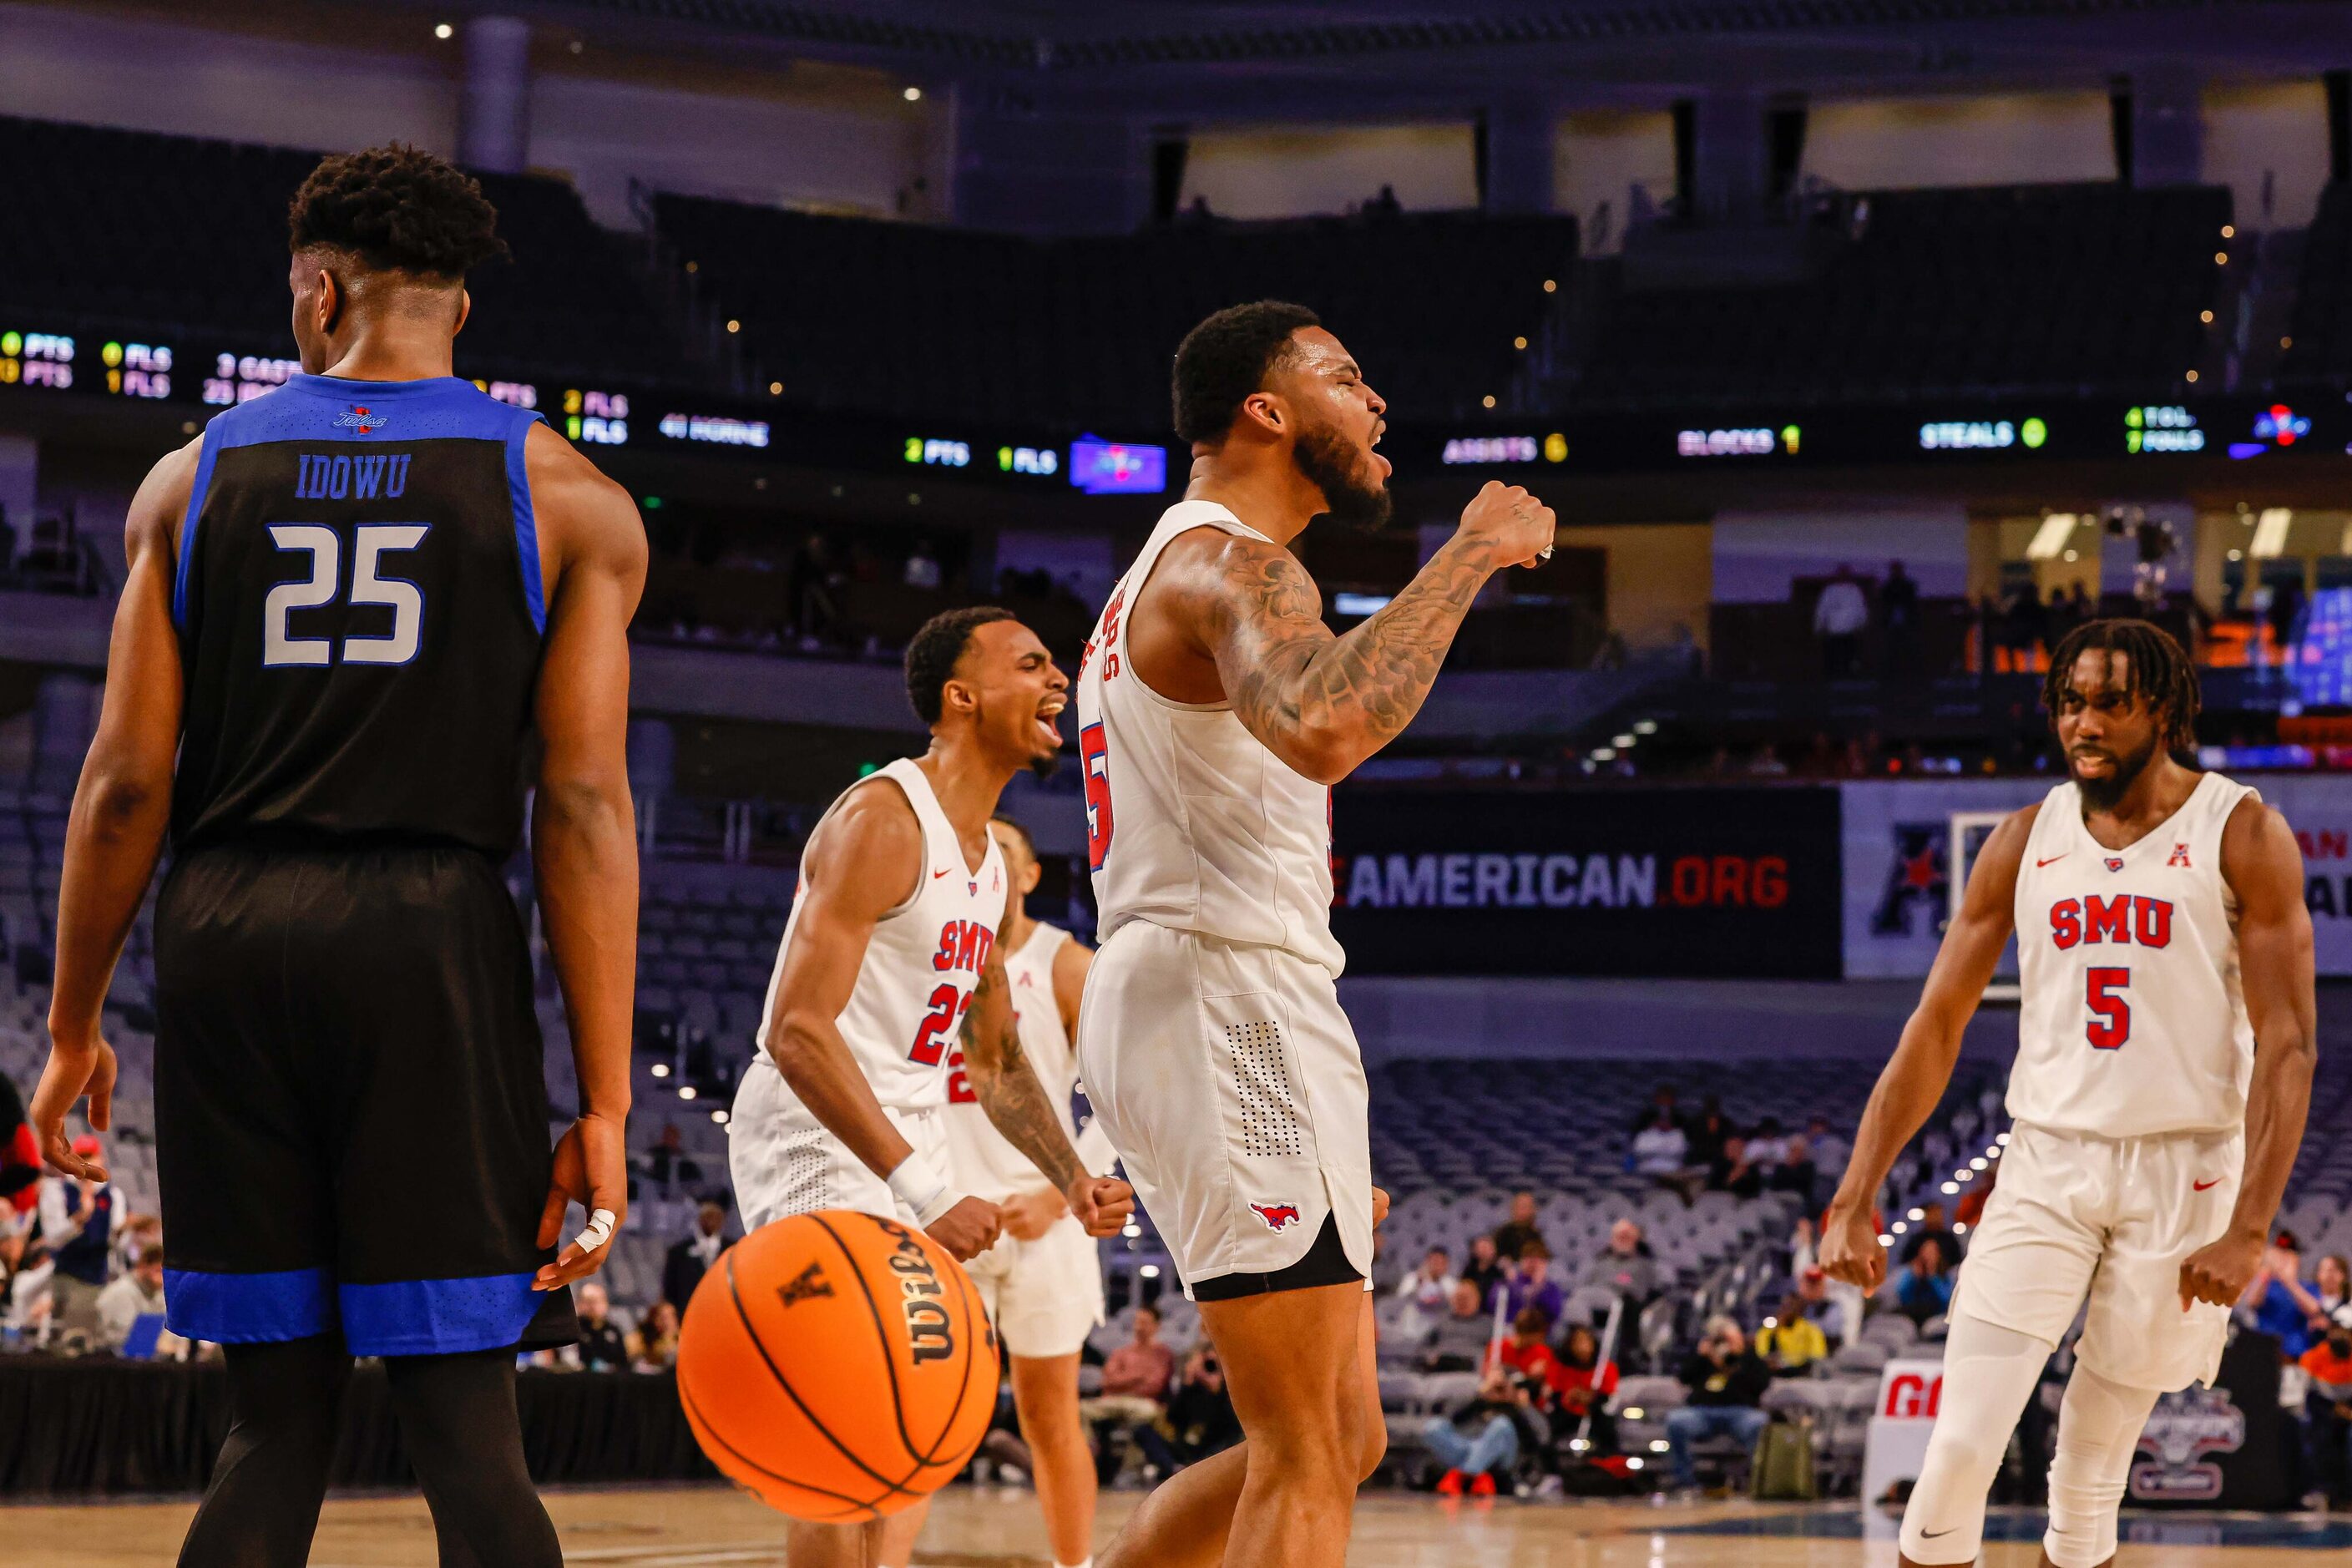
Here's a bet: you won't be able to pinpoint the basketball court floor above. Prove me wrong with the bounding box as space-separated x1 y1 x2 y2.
13 1485 2350 1565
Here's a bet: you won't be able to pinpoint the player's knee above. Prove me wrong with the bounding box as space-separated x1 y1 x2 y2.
1254 1407 1360 1495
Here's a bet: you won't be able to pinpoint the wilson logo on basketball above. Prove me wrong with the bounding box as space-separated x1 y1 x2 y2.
880 1221 959 1364
1249 1201 1303 1232
775 1260 834 1308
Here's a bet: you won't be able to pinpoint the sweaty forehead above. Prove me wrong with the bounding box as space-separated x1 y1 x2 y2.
1284 326 1358 378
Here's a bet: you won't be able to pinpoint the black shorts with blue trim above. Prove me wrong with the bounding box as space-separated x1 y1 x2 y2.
154 838 576 1358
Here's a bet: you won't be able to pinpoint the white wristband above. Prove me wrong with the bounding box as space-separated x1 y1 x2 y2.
887 1151 960 1228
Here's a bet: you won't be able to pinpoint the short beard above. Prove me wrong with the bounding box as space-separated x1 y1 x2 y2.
2071 731 2160 812
1292 421 1392 531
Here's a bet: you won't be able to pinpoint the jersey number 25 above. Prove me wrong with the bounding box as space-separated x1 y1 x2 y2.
263 523 430 667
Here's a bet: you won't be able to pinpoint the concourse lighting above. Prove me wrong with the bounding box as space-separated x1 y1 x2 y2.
2252 508 2294 558
2026 513 2078 560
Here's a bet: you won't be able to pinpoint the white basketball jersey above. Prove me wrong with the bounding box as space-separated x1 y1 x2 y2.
2011 771 2258 1138
1075 499 1343 974
752 757 1007 1112
943 923 1081 1203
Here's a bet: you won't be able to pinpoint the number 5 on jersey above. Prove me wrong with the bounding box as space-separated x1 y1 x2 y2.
1081 721 1113 871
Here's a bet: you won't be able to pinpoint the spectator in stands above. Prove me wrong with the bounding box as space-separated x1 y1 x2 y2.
1629 1085 1685 1136
1592 1218 1660 1309
1900 1200 1962 1268
1492 1191 1545 1261
1631 1105 1697 1199
1792 1265 1847 1350
662 1200 731 1315
1895 1238 1954 1327
1085 1305 1177 1480
2313 1255 2352 1331
1756 1292 1828 1377
1813 565 1869 679
96 1242 166 1351
629 1300 680 1372
1665 1317 1772 1490
1500 1243 1566 1329
1772 1135 1820 1209
574 1281 630 1372
1746 1115 1788 1171
36 1137 120 1335
1363 184 1404 219
1803 1114 1849 1177
115 1211 162 1279
1460 1232 1507 1309
2240 1231 2322 1358
1135 1346 1242 1476
645 1122 705 1193
2301 1313 2352 1507
1493 1306 1562 1416
1955 1156 1998 1229
1707 1135 1762 1199
1394 1246 1458 1340
1552 1321 1619 1454
2271 571 2307 667
1424 1363 1536 1497
903 536 943 591
1684 1097 1732 1169
787 532 844 649
1424 1278 1496 1372
1880 559 1921 677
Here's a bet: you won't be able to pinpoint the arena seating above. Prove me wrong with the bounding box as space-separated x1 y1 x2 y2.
1565 182 2231 409
2279 181 2352 391
650 195 1575 427
0 115 687 387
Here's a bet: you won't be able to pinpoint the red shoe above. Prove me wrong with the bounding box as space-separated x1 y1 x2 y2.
1435 1469 1465 1496
1469 1472 1498 1497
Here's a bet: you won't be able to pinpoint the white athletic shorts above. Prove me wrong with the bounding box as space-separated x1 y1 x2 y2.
1077 921 1374 1301
1955 1120 2243 1391
727 1054 949 1231
964 1216 1105 1359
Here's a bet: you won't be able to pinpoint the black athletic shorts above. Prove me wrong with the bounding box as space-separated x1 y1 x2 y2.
154 840 575 1357
1188 1212 1363 1302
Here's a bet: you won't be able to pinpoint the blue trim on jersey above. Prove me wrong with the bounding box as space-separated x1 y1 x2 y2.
505 411 547 635
163 1265 336 1343
204 374 524 450
172 419 227 629
339 1272 542 1357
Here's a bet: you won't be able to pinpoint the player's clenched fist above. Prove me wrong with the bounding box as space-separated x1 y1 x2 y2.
926 1195 1003 1261
2178 1231 2263 1312
1066 1175 1135 1238
1455 479 1555 570
1817 1202 1887 1292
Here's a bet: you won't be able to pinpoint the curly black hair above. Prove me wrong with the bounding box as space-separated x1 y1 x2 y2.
2041 616 2202 753
288 144 508 278
905 605 1018 726
1171 300 1322 445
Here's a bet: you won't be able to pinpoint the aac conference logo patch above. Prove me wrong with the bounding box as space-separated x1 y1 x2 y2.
333 404 388 434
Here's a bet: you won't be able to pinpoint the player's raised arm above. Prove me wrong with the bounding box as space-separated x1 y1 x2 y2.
1177 482 1554 785
959 943 1131 1237
2181 797 2316 1308
30 440 196 1183
1821 803 2037 1291
766 786 1000 1259
527 426 647 1288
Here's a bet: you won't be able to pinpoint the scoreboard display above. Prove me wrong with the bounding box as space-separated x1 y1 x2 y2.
7 315 2351 485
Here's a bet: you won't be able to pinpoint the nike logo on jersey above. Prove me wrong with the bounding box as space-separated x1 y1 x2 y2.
2193 1178 2221 1191
2036 855 2068 867
1920 1528 1956 1540
933 867 952 878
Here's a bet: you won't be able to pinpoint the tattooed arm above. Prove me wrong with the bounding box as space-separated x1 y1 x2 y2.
959 951 1135 1237
1199 480 1555 783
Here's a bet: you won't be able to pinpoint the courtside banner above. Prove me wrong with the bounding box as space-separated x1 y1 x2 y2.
1328 787 1842 978
1841 775 2352 977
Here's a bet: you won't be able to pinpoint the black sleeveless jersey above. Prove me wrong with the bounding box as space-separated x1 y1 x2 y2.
170 374 547 858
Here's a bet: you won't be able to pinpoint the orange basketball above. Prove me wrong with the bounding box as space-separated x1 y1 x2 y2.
675 1210 999 1523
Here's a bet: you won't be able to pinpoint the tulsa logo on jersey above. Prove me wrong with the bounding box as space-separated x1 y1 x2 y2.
333 403 389 434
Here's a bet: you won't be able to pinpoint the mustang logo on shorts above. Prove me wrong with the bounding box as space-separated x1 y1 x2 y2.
2104 857 2127 872
1248 1201 1303 1232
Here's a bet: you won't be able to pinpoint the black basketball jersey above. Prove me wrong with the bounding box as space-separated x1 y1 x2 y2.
170 373 547 857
